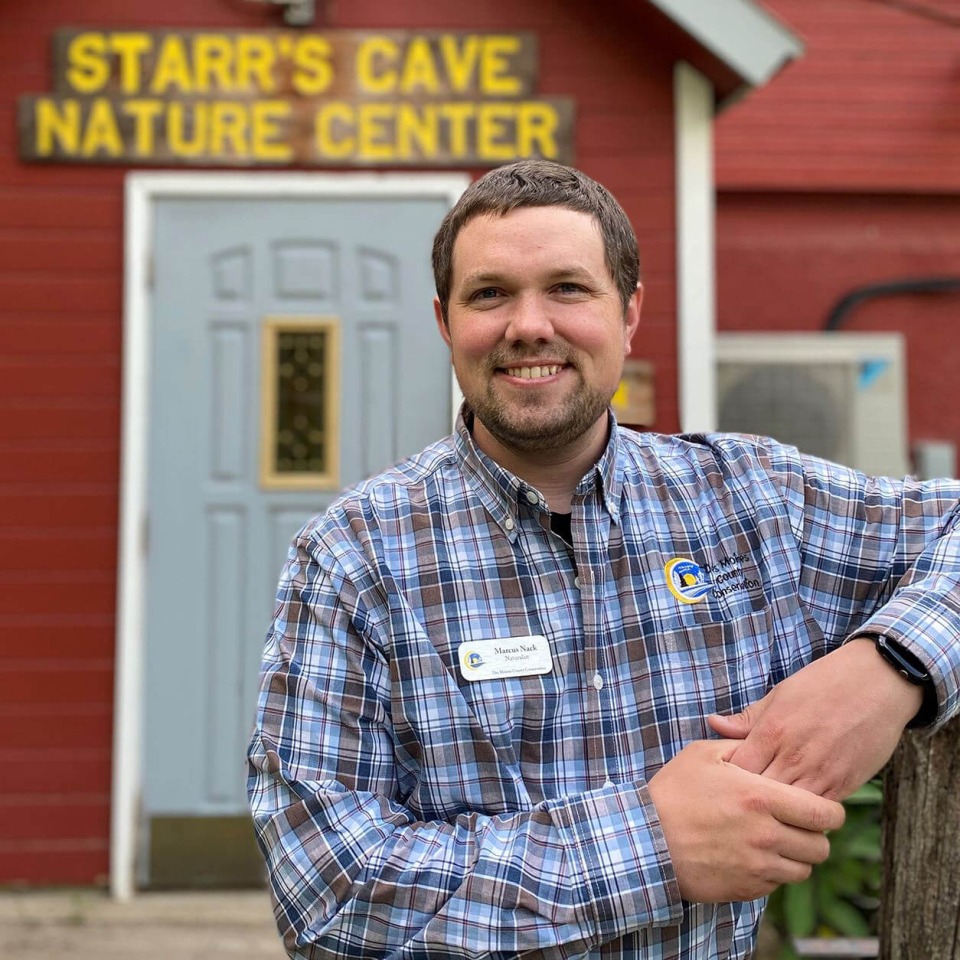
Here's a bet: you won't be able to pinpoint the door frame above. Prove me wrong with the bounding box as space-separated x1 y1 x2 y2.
112 171 470 899
674 61 718 433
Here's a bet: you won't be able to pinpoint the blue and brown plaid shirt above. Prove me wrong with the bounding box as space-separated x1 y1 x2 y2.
248 411 960 959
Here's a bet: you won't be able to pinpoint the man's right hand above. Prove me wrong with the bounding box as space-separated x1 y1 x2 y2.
647 739 845 903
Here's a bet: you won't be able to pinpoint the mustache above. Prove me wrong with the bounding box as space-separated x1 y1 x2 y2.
488 346 574 368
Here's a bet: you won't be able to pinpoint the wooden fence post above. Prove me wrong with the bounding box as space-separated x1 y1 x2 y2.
880 717 960 959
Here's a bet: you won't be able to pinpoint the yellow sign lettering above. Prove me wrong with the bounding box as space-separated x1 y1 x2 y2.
314 102 355 158
356 37 398 94
476 103 515 161
80 97 123 157
209 101 249 156
22 30 573 166
111 33 152 95
251 101 292 161
151 35 194 94
236 35 276 93
357 103 395 160
399 38 440 94
480 35 521 95
438 102 474 157
194 35 235 93
123 99 163 155
35 98 81 154
65 33 109 94
292 36 333 95
439 35 480 94
517 102 558 157
395 103 438 159
167 102 207 157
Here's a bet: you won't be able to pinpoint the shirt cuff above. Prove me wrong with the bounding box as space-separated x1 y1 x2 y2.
852 592 960 728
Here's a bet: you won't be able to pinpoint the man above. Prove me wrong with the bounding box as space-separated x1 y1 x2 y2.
248 160 960 959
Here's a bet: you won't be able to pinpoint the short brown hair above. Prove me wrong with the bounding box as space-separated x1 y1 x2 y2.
432 160 640 324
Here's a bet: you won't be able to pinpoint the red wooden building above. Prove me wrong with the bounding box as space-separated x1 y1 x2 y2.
1 0 807 893
715 0 960 475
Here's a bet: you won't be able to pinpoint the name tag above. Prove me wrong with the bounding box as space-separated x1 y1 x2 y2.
458 635 553 682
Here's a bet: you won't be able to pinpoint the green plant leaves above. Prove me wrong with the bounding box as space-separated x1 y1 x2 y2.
763 778 882 958
783 880 816 937
819 897 872 937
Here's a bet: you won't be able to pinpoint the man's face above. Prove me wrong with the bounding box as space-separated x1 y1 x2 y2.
434 205 641 454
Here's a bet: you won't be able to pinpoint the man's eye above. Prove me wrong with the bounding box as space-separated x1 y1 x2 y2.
555 282 584 294
471 287 501 301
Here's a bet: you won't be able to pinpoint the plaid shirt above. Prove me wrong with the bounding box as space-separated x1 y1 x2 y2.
248 412 960 960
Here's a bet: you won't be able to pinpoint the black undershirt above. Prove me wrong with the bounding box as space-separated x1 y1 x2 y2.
550 511 573 546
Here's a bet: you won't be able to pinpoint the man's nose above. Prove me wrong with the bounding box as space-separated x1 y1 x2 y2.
504 295 555 343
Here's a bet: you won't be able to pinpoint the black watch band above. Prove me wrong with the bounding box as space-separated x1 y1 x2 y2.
859 633 937 727
872 634 931 686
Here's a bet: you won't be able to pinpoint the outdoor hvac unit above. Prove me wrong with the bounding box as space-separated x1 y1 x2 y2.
715 333 908 477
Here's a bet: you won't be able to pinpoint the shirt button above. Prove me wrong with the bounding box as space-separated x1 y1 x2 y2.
504 517 515 531
525 490 538 504
574 576 581 588
592 673 604 691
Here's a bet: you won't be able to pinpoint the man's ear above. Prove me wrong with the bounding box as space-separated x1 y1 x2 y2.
623 283 643 354
434 297 452 349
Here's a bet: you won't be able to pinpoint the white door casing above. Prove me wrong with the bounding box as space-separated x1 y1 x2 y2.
113 172 469 899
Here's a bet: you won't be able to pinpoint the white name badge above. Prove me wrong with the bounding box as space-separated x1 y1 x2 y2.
458 636 553 682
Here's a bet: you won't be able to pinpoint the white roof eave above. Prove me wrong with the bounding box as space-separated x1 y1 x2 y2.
647 0 804 97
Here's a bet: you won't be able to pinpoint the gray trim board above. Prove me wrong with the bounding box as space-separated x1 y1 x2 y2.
647 0 804 92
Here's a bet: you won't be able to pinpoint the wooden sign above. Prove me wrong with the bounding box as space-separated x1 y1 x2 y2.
18 29 575 167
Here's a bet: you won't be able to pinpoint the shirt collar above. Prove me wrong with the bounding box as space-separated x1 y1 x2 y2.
453 405 624 537
589 415 624 524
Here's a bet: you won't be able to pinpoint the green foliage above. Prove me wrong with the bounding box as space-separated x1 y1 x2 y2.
763 780 882 956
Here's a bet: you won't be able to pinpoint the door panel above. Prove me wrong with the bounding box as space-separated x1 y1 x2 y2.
143 194 451 885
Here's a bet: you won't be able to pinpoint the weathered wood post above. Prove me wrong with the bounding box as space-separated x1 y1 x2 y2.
880 717 960 959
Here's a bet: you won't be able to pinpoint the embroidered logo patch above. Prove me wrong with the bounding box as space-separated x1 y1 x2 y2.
664 557 711 604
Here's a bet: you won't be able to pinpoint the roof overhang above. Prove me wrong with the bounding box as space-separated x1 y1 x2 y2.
645 0 804 107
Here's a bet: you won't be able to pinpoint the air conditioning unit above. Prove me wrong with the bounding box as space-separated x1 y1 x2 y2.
715 332 908 476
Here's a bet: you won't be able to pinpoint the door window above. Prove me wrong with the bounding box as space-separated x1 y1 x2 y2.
260 315 341 490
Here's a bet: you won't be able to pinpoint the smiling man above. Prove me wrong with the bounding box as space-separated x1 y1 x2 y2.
248 161 960 959
433 203 640 511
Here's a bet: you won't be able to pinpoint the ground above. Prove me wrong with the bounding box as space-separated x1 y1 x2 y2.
0 889 285 960
0 888 814 958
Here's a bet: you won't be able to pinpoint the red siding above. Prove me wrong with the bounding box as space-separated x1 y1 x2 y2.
0 0 680 884
0 797 111 845
715 0 960 462
8 750 112 795
715 0 960 193
717 192 960 457
0 847 111 888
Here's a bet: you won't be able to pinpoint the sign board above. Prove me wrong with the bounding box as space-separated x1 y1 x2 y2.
18 29 575 167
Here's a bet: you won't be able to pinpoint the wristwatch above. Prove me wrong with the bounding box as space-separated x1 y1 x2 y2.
873 634 930 686
862 633 937 726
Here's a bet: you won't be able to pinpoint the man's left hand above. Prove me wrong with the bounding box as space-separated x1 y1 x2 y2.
707 638 924 801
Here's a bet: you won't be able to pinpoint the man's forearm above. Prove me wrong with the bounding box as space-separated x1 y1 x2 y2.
247 761 683 959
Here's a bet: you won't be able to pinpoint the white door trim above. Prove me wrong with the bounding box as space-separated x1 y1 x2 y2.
674 61 718 433
112 171 470 900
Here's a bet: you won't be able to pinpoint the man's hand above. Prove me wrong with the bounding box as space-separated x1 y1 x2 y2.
707 638 924 801
647 739 845 903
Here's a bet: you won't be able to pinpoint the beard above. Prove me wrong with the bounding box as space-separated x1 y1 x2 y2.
464 367 614 453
